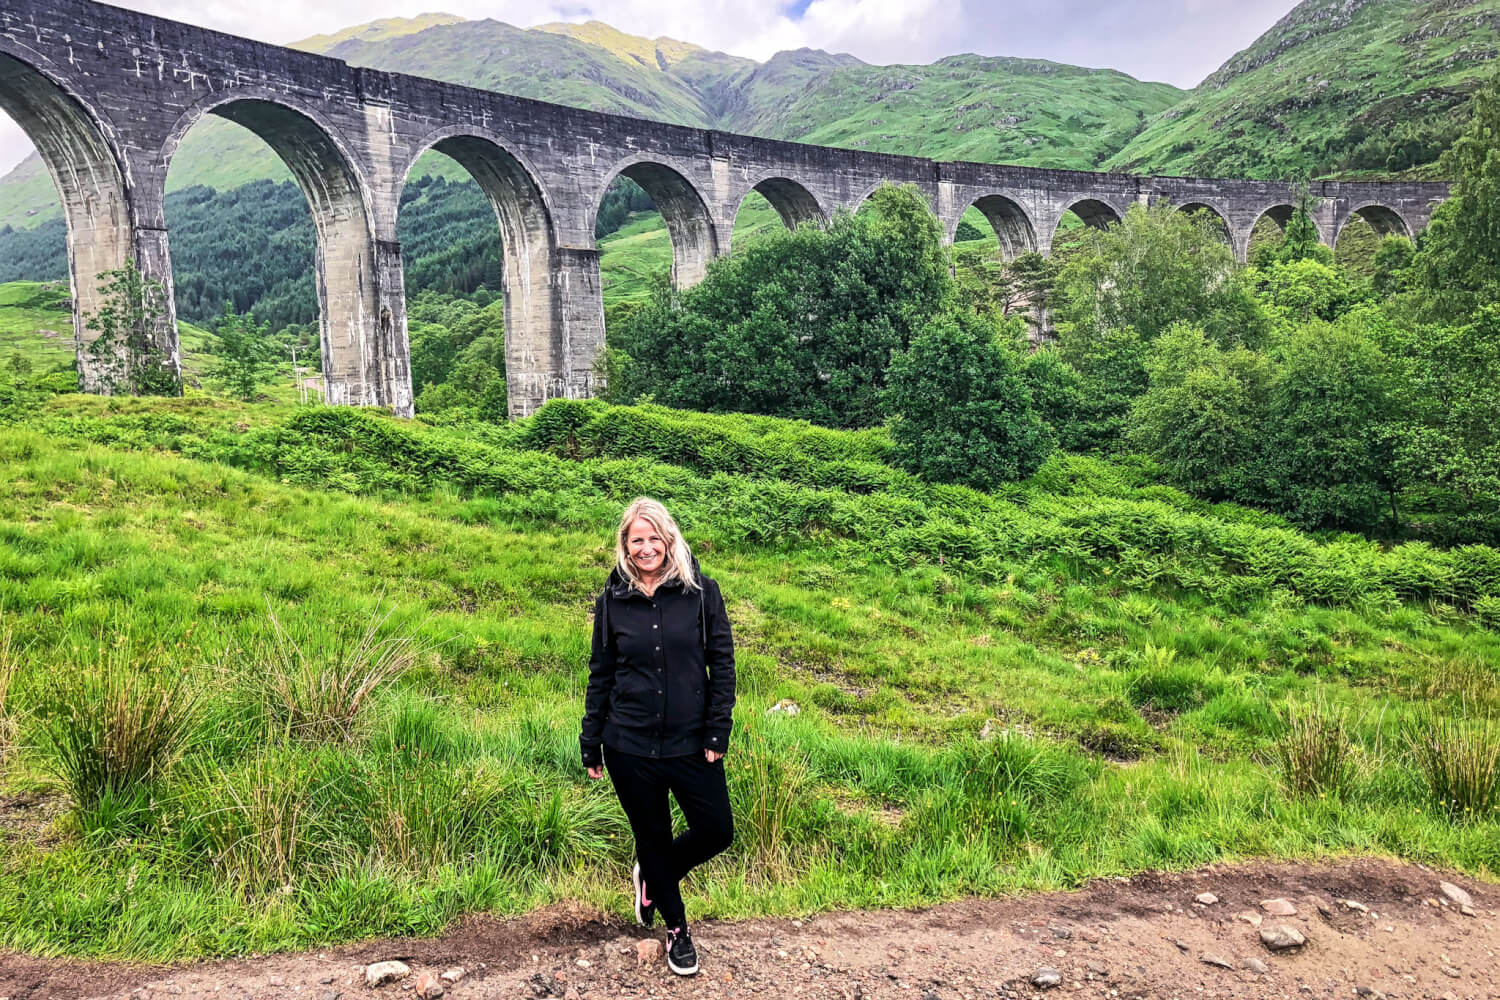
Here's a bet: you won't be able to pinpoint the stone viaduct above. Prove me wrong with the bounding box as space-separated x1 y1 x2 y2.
0 0 1451 417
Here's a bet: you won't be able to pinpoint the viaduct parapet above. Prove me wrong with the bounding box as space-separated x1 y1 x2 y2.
0 0 1451 417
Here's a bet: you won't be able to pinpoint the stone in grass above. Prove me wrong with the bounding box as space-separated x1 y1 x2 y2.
1199 953 1234 969
1439 881 1472 907
1259 925 1306 951
1031 967 1062 989
1260 898 1297 916
364 961 410 988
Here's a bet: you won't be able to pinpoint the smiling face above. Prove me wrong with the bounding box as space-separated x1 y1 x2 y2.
625 516 666 579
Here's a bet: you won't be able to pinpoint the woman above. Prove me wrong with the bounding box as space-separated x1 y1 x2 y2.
580 497 736 977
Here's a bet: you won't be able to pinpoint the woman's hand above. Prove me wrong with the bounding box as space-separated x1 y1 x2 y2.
587 766 604 780
704 750 722 763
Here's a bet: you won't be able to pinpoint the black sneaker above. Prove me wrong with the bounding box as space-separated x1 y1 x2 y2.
632 863 656 927
666 925 698 976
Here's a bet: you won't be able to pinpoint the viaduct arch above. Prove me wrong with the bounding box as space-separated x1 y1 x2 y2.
1 0 1451 418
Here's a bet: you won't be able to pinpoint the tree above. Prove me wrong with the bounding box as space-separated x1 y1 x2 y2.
1055 202 1267 356
1255 322 1396 533
1050 202 1267 451
207 304 280 401
1414 69 1500 318
1128 324 1271 500
84 259 182 397
610 183 951 427
884 310 1054 490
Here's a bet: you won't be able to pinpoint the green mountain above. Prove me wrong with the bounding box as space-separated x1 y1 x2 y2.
1107 0 1500 179
0 15 1183 231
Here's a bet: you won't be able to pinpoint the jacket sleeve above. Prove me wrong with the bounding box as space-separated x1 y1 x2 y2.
702 578 737 754
579 592 614 768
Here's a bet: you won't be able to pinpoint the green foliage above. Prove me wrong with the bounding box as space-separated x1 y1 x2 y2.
207 304 280 401
609 183 949 427
0 396 1499 957
1053 203 1268 451
1415 70 1500 318
84 261 182 398
1129 324 1270 500
884 310 1054 489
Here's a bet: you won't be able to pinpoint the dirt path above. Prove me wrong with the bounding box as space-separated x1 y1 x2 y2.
2 858 1496 1000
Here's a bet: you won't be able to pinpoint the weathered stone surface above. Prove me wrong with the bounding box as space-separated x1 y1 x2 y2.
637 938 663 965
0 0 1451 418
1260 898 1298 916
363 961 409 987
1031 966 1062 989
1259 925 1306 951
439 967 466 985
1440 881 1473 907
1199 952 1234 969
1243 957 1270 974
1195 892 1218 906
414 970 444 998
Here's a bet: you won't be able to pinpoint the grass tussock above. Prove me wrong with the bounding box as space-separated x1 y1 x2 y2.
1408 711 1500 820
252 603 424 743
0 615 19 755
1271 698 1355 800
33 647 198 814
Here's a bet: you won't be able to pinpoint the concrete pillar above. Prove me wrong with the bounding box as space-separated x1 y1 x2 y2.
130 226 185 393
558 247 606 403
68 218 183 397
373 238 414 419
315 219 411 414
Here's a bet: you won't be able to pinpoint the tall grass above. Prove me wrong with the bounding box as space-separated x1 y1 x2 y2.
1408 711 1500 820
0 615 18 755
1271 698 1354 799
251 603 424 743
33 650 198 813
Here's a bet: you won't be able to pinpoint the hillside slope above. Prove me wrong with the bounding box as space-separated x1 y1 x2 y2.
1107 0 1500 179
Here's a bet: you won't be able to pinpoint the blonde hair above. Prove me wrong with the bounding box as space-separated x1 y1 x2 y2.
615 498 699 593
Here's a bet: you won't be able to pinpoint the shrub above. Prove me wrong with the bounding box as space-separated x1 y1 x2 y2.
1407 712 1500 820
1271 699 1354 799
33 654 199 812
884 309 1055 489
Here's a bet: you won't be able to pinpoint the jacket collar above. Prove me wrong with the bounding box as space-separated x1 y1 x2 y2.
606 557 700 600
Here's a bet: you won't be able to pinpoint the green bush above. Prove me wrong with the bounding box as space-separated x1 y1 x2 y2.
884 310 1055 490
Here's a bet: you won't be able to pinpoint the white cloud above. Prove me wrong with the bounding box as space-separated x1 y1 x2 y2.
0 0 1294 176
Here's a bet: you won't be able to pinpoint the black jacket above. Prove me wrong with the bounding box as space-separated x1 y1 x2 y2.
579 562 736 767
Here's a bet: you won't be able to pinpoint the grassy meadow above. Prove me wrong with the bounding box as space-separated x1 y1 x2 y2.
0 388 1496 960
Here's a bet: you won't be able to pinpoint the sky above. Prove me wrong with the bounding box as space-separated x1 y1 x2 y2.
0 0 1296 177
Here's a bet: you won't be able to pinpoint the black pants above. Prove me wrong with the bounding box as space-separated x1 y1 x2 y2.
604 746 734 929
